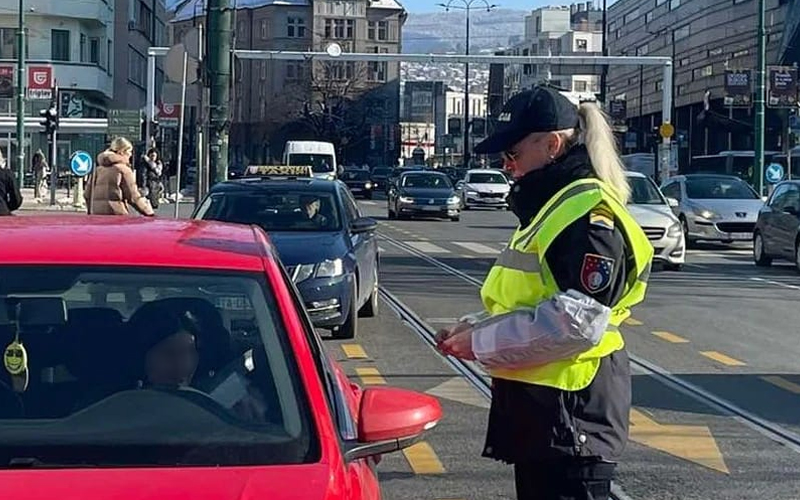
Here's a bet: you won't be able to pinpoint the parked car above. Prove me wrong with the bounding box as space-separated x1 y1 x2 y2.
387 170 461 221
626 172 685 270
753 180 800 269
660 174 764 246
0 216 442 500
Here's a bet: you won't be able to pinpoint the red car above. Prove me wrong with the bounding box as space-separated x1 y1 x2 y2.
0 217 441 499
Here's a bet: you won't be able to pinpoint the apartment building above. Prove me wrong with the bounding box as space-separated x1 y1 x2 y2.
606 0 796 163
172 0 406 167
503 3 603 96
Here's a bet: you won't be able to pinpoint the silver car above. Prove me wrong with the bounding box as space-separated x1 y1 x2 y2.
626 172 685 270
660 174 765 246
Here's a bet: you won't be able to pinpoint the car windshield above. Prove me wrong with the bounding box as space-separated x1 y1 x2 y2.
0 266 317 468
195 191 342 232
685 177 759 199
372 168 392 177
628 176 666 205
468 172 507 184
342 170 370 181
287 154 334 173
402 174 451 189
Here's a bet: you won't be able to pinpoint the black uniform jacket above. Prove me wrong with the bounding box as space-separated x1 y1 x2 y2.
483 145 633 465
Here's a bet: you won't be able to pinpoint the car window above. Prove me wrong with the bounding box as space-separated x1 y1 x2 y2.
402 174 451 188
783 186 800 212
342 170 370 181
768 184 789 210
0 266 318 467
661 182 681 200
196 191 342 232
685 177 759 199
467 172 507 184
339 187 360 222
628 176 666 205
372 168 391 176
287 154 334 173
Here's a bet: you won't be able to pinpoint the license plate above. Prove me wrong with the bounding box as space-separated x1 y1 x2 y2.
423 206 441 211
731 232 751 239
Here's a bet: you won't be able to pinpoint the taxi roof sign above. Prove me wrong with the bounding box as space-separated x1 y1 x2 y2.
245 165 314 177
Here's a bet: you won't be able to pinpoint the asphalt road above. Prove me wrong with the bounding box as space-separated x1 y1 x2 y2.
18 193 800 498
338 194 800 500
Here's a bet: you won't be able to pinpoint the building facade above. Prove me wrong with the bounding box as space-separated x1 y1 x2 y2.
503 3 603 96
0 0 168 175
172 0 405 168
606 0 797 167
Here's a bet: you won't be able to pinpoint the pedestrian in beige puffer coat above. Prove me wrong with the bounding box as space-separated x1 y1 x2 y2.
85 137 155 216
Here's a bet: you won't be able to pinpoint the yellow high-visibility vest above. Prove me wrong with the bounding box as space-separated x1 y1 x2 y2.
481 178 654 391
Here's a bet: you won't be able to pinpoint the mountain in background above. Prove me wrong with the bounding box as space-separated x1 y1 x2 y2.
402 9 527 54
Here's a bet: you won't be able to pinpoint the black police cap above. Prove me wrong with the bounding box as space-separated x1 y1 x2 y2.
474 85 580 155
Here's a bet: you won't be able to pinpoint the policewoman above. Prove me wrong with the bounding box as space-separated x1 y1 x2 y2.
436 86 653 500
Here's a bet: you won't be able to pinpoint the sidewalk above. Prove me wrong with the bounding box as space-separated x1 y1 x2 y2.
18 187 84 212
17 187 195 213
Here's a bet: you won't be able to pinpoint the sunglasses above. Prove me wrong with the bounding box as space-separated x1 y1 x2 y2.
501 150 518 163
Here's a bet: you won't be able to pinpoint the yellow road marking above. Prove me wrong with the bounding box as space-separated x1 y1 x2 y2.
624 317 644 326
630 408 729 474
652 331 690 343
355 367 386 385
762 375 800 394
700 351 746 367
402 441 445 474
341 344 368 359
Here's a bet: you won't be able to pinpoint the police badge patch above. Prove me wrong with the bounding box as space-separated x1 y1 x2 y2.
580 253 615 293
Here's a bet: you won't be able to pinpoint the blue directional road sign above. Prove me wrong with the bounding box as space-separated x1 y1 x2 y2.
765 162 785 184
70 150 93 177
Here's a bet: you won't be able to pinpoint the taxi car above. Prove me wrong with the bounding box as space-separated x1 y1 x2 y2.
193 165 379 339
0 216 441 498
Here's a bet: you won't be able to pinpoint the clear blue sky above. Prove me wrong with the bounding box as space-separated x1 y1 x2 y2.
402 0 555 13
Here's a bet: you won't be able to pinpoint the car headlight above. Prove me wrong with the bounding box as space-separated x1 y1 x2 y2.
692 207 718 220
316 258 344 278
447 195 460 204
667 222 682 237
466 190 478 196
365 182 373 189
399 196 414 204
294 258 345 283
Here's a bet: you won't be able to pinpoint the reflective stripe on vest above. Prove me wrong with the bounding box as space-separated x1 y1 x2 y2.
481 178 654 391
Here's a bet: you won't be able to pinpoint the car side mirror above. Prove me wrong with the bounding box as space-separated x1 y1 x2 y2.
344 386 442 462
666 197 679 208
351 217 378 234
783 205 799 215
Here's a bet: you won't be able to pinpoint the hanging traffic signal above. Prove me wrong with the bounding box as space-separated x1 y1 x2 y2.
39 102 58 136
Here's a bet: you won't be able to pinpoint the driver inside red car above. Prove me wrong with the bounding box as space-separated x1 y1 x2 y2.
136 307 268 423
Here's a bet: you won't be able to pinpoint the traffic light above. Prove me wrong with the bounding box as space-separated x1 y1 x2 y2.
39 102 58 136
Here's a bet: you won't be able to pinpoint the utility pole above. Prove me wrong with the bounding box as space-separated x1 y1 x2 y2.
206 0 232 184
438 0 495 169
600 0 608 104
16 0 25 185
754 0 766 196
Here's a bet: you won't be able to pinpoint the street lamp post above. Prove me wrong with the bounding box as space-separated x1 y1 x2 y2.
16 0 25 185
438 0 495 169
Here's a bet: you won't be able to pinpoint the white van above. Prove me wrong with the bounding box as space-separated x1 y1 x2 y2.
283 141 338 180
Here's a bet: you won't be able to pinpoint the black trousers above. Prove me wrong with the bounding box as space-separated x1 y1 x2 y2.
514 458 616 500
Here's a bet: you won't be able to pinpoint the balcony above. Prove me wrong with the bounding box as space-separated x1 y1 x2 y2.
29 0 113 25
50 62 113 100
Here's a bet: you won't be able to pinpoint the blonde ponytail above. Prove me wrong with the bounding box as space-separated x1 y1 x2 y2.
578 102 630 204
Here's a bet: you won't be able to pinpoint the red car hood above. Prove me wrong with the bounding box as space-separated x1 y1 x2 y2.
0 464 337 500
